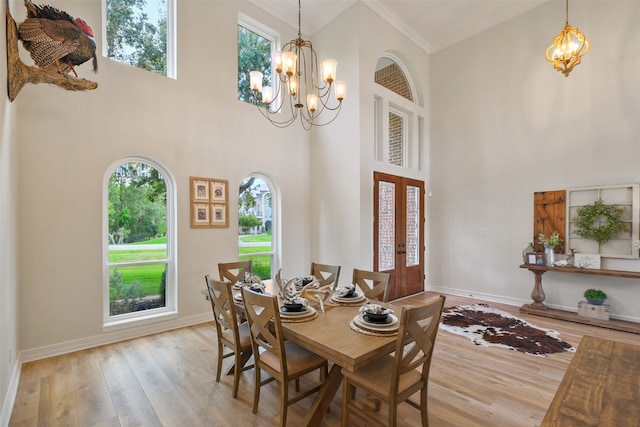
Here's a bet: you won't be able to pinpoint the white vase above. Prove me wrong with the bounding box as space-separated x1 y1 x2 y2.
544 245 556 266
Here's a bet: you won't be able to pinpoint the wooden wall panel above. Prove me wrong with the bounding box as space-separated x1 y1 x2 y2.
534 190 566 252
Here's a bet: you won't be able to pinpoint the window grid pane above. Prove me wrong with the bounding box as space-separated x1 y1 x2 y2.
389 112 403 166
106 0 171 77
378 181 395 271
406 185 420 266
237 25 273 105
239 176 273 280
109 264 167 316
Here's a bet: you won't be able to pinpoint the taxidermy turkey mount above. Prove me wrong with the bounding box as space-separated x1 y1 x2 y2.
6 0 98 102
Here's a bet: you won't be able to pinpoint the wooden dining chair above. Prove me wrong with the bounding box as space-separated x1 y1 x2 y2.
241 287 328 427
205 275 253 398
352 268 391 302
310 262 341 289
218 260 252 284
341 295 446 427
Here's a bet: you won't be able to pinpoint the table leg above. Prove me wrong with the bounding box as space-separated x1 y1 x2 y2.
530 270 547 309
301 364 343 427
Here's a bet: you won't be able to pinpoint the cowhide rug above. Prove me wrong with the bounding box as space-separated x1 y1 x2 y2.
439 304 575 357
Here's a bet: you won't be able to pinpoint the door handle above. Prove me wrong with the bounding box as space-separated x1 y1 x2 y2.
396 250 406 254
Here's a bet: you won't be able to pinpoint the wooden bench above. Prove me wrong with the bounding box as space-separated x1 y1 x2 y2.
541 335 640 426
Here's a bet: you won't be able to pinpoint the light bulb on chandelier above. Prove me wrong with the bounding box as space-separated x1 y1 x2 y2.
249 0 346 130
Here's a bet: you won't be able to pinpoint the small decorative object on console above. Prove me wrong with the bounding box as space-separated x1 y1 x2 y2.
583 288 607 305
578 301 610 320
574 253 601 269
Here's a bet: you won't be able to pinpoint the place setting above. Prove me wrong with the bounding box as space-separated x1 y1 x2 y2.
232 272 264 290
330 284 367 306
233 281 267 303
279 296 318 322
350 303 399 336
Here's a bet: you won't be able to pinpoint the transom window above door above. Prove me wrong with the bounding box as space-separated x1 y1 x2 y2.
373 56 425 171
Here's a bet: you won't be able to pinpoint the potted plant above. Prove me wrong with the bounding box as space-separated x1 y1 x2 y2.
538 231 563 266
538 231 562 247
584 288 607 305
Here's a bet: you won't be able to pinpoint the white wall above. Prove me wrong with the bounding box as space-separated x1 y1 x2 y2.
13 0 318 358
430 1 640 321
1 1 20 423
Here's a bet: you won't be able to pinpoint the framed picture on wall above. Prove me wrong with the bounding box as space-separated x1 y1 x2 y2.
192 203 210 227
192 178 210 202
211 180 227 202
190 177 229 228
211 204 228 227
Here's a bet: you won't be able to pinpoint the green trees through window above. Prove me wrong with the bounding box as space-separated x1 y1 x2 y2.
106 0 170 76
239 176 273 280
238 24 273 105
107 161 171 317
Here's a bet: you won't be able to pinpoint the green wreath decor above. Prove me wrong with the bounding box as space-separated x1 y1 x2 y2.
572 199 628 245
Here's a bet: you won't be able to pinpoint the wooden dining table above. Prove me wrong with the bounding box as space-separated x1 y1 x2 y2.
281 302 401 427
213 278 406 426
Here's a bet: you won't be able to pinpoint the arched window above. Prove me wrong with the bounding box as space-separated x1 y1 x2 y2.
373 55 424 170
103 157 177 328
374 57 413 101
238 174 278 279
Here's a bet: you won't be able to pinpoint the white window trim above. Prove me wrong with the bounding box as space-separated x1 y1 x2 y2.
102 156 178 331
166 0 177 79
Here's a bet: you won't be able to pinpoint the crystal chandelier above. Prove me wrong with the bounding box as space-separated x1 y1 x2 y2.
545 0 589 77
249 0 346 130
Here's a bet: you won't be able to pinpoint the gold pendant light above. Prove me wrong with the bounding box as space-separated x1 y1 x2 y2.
545 0 589 77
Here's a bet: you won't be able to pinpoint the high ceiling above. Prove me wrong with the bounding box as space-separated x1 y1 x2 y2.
249 0 549 53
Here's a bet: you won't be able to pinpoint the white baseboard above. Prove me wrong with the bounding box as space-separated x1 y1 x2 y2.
429 285 640 323
429 285 528 308
20 312 212 364
1 354 22 427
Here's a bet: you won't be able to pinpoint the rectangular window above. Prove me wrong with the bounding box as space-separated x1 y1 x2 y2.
388 111 404 166
105 0 176 78
238 14 279 107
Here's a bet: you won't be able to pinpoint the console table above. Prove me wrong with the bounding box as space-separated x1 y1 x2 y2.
519 264 640 334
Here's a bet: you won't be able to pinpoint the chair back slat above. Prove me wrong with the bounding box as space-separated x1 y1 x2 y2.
218 261 252 284
352 269 391 302
241 288 286 368
392 296 446 395
205 275 240 337
310 263 341 289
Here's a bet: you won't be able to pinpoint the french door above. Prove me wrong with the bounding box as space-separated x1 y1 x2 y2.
374 172 425 300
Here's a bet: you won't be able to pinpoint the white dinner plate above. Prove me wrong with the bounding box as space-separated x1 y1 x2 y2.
279 306 316 318
353 313 399 330
331 292 365 303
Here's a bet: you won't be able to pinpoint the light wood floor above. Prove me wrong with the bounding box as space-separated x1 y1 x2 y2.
8 293 639 426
